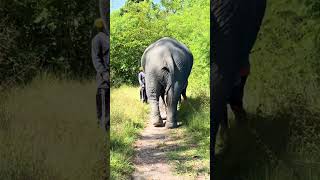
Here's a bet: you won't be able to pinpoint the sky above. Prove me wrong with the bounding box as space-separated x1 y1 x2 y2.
111 0 161 12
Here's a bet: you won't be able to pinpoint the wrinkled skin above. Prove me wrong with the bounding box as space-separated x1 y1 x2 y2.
142 37 193 129
210 0 266 169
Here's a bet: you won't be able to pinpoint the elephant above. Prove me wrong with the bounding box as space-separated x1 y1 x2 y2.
210 0 266 160
141 37 193 129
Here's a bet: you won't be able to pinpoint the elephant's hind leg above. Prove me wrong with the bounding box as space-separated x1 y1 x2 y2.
165 81 182 129
146 75 163 127
150 99 163 127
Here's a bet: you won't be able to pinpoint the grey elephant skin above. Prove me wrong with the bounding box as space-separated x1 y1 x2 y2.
210 0 266 168
141 37 193 129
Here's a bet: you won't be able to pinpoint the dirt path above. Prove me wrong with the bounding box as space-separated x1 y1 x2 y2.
132 121 195 180
131 100 208 180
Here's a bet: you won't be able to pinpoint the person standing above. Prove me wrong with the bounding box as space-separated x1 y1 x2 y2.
138 67 147 103
91 18 110 131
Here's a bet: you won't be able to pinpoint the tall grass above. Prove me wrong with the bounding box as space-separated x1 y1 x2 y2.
110 86 148 179
0 75 108 180
167 89 210 176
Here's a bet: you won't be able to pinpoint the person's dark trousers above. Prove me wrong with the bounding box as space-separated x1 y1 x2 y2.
143 87 147 103
140 86 147 103
96 87 110 131
140 87 143 101
140 87 144 101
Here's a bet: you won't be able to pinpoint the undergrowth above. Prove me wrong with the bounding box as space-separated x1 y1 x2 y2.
0 75 108 180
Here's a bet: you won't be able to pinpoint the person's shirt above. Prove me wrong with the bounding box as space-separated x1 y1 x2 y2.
138 72 145 87
91 31 109 88
91 31 109 76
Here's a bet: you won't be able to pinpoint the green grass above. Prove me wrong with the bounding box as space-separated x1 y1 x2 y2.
110 86 148 179
167 90 210 177
0 75 108 180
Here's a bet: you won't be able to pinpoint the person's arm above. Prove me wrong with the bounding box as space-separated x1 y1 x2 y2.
104 36 110 82
138 73 143 86
91 36 108 75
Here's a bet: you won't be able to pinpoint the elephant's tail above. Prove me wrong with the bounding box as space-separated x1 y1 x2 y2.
163 54 175 98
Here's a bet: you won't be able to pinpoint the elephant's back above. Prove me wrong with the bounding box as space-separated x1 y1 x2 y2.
211 0 266 35
211 0 266 54
165 39 193 73
143 37 193 63
142 37 193 77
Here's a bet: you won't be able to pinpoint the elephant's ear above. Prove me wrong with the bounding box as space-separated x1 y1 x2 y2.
163 54 175 97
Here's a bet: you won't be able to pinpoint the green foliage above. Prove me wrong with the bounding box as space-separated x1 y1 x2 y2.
110 0 209 93
305 0 320 18
111 1 167 85
248 0 320 114
0 0 101 88
166 0 210 94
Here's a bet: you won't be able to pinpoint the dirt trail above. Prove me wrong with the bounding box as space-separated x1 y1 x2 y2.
131 122 190 180
131 100 207 180
132 122 210 180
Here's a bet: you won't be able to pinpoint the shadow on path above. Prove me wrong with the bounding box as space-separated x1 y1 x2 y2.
214 108 320 180
131 123 195 180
